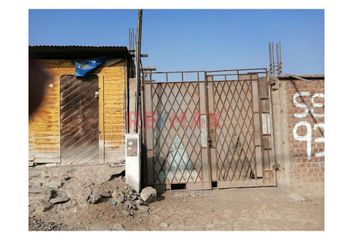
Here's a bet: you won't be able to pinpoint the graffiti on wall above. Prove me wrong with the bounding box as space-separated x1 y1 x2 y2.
292 92 324 159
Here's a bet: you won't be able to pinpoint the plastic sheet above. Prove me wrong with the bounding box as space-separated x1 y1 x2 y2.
73 57 107 77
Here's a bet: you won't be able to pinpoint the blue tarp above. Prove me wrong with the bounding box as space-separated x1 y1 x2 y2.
73 57 107 77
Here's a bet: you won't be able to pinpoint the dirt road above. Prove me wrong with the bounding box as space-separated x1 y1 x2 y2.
30 182 323 230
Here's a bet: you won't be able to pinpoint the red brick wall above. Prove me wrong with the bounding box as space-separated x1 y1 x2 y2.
285 79 324 185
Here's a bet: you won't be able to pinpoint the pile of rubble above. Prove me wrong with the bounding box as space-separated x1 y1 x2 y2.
29 166 158 218
87 182 157 216
29 216 66 231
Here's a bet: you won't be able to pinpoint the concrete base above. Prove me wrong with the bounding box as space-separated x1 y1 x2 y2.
125 133 141 192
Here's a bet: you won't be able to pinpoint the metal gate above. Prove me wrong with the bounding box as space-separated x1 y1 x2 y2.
143 69 277 190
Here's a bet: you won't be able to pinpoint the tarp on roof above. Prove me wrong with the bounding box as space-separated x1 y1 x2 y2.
73 57 107 77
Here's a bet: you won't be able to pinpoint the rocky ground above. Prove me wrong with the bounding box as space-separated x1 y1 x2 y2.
29 164 324 231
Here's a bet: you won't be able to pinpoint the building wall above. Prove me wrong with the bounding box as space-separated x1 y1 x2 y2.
29 59 127 165
273 77 324 189
285 79 324 185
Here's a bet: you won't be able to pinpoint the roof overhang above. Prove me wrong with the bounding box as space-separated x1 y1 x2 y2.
29 45 130 59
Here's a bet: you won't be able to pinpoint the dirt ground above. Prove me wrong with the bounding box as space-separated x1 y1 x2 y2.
29 165 324 231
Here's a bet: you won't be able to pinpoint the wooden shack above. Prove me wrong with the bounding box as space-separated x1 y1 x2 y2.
29 46 132 166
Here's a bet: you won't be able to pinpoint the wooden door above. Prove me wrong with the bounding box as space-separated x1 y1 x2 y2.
60 75 99 165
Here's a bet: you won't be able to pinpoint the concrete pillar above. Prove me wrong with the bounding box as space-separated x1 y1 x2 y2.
271 80 292 189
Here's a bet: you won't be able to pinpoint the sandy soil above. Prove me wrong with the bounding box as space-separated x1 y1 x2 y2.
29 165 323 231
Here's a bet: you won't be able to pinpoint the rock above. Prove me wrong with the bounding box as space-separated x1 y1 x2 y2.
38 199 53 212
205 223 214 229
135 199 144 206
88 194 102 204
113 223 125 231
29 187 52 201
100 190 111 198
50 195 70 205
112 190 126 203
93 187 111 198
111 199 118 206
289 193 306 202
46 180 63 189
159 222 169 229
124 200 137 211
137 205 150 213
140 186 157 203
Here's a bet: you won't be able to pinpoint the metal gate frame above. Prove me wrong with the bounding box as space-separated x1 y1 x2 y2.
143 68 277 190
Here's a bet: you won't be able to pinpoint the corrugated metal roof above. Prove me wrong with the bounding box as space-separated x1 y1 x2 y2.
29 45 130 59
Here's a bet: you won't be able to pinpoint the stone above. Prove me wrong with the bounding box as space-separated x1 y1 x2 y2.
46 180 64 189
113 223 125 231
137 205 150 213
100 190 111 198
112 190 126 203
159 222 169 229
88 194 102 204
50 195 70 205
140 186 157 203
205 223 215 229
93 187 111 198
38 199 53 212
124 200 137 211
135 199 144 206
111 199 118 206
118 193 126 203
289 193 306 202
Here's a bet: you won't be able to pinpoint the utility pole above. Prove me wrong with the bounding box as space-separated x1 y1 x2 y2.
134 9 143 133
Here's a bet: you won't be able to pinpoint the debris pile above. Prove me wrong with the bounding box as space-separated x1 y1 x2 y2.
87 178 157 216
29 216 66 231
29 167 158 218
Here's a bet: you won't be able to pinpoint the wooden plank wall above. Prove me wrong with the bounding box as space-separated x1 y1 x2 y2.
102 63 126 164
29 59 127 165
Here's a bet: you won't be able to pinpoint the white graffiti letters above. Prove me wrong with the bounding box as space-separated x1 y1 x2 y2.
293 121 312 159
293 92 311 118
292 92 324 160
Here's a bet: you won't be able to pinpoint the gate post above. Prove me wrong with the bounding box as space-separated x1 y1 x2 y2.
196 72 212 189
144 79 154 186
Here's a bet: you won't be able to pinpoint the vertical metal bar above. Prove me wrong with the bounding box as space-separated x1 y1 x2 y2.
272 42 275 76
134 9 143 133
256 74 265 177
268 71 278 185
268 42 272 75
141 68 147 186
149 72 155 184
276 42 280 75
181 72 184 82
279 41 282 75
203 72 212 188
249 74 258 180
166 72 168 82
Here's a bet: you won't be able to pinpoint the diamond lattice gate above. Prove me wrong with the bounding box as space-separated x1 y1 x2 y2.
143 69 277 190
144 80 212 190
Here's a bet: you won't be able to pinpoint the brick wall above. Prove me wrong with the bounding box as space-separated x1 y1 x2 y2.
284 78 324 185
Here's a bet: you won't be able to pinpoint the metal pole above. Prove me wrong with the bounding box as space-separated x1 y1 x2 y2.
271 42 275 76
134 9 143 133
268 43 272 75
279 41 282 75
